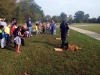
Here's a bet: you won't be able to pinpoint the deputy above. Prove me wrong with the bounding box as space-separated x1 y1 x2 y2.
60 20 69 49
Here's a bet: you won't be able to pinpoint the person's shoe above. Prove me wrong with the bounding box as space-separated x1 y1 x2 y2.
31 35 33 36
1 47 5 49
60 46 63 48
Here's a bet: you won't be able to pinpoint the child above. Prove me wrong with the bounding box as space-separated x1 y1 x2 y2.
0 25 6 49
46 22 50 35
4 24 11 45
53 23 56 35
14 26 22 53
24 29 30 37
35 24 38 36
41 22 45 34
10 24 16 42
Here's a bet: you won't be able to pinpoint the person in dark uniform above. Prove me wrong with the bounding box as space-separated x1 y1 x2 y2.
60 20 69 49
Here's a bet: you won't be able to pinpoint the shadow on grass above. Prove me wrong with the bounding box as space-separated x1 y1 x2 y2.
5 45 14 51
32 41 58 47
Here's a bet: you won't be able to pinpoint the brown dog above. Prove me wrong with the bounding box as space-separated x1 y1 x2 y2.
67 43 82 51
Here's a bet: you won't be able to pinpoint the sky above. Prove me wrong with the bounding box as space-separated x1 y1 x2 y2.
35 0 100 18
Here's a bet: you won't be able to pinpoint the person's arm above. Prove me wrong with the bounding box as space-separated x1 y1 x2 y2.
66 25 70 36
67 26 70 34
19 31 23 37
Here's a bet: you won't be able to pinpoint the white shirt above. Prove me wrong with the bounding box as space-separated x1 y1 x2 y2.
1 21 7 28
46 23 50 29
0 20 1 25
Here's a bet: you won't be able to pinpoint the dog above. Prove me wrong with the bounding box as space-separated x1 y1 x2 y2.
65 42 82 51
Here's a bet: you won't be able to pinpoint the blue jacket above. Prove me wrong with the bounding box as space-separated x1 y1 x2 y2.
0 30 5 39
50 23 55 30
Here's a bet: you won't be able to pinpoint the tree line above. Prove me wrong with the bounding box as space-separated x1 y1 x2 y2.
0 0 100 23
45 11 100 23
0 0 44 22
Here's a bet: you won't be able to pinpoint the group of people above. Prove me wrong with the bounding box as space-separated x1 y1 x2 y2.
34 20 56 35
0 17 69 53
0 17 58 53
0 18 30 53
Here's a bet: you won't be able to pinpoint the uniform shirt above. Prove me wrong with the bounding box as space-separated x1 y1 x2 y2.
60 23 69 34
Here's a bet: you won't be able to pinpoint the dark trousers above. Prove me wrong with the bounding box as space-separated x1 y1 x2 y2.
61 33 67 48
51 29 54 35
5 34 10 41
21 38 25 46
42 28 45 33
5 34 10 44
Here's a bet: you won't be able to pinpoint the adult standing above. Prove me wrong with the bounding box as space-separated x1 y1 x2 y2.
26 17 33 36
11 18 17 25
11 18 18 28
50 20 55 35
0 19 2 25
60 20 69 49
0 18 7 28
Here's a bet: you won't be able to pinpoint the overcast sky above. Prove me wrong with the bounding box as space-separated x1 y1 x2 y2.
35 0 100 18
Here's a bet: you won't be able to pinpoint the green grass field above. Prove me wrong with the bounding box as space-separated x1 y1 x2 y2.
0 26 100 75
71 23 100 34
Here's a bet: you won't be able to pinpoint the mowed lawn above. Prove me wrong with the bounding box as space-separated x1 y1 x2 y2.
71 23 100 34
0 27 100 75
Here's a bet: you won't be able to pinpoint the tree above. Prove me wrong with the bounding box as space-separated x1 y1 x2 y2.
52 16 61 23
18 0 44 22
43 15 51 22
74 11 84 23
56 16 61 23
84 14 90 23
68 15 73 22
60 12 67 20
0 0 17 21
15 5 21 22
97 16 100 23
89 18 97 23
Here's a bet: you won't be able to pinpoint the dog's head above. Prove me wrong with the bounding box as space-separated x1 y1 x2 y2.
68 44 71 47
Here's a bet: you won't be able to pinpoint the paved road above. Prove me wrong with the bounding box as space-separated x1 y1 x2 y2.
69 26 100 41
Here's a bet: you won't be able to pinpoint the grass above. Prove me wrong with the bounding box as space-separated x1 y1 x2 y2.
0 27 100 75
71 23 100 34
